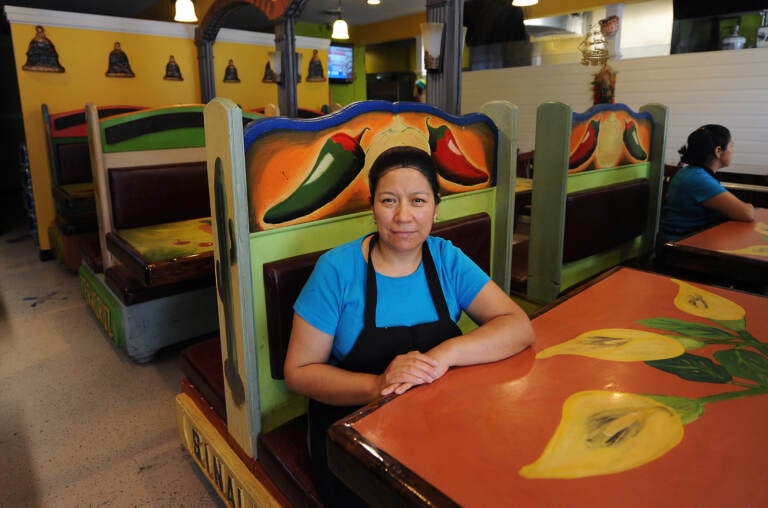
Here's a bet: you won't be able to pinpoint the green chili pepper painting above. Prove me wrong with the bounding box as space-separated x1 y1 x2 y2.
264 128 368 224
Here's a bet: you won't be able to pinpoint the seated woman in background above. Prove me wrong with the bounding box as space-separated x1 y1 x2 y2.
658 124 755 252
284 146 534 506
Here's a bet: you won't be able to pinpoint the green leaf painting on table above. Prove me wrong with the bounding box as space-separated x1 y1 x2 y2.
719 220 768 258
521 278 768 479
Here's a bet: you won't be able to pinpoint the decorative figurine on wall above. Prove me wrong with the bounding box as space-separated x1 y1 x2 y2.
106 42 134 77
23 25 65 72
224 59 240 83
307 49 325 82
262 61 276 83
164 55 183 81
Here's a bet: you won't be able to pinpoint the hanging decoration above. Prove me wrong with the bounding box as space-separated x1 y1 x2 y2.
578 23 616 105
23 25 65 72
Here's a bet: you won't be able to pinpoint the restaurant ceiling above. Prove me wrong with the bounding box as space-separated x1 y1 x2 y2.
0 0 426 31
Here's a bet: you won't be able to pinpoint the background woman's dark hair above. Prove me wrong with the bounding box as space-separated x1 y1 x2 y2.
368 146 441 204
678 124 731 168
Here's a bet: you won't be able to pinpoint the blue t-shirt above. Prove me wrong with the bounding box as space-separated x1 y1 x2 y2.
659 165 727 243
294 235 490 363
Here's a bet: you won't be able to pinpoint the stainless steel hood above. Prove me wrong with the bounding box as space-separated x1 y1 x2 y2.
524 13 589 37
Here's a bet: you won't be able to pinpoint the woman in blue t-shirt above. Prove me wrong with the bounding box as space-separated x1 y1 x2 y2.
284 146 533 506
658 124 754 250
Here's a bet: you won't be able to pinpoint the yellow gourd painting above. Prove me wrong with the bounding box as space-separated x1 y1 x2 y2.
522 277 768 479
568 104 653 173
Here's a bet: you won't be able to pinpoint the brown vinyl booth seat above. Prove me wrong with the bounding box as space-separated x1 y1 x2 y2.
510 102 669 312
42 104 145 272
173 98 519 507
43 104 144 228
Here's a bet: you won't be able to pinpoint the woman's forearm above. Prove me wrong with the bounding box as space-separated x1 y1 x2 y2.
427 313 533 369
285 363 380 406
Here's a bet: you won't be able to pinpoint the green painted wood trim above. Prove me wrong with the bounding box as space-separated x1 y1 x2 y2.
481 100 519 293
42 103 60 187
561 237 642 291
527 102 572 304
566 163 650 193
100 105 206 152
640 103 670 254
509 293 544 316
48 224 64 264
78 265 125 347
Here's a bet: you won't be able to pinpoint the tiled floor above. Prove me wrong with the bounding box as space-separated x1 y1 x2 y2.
0 192 223 507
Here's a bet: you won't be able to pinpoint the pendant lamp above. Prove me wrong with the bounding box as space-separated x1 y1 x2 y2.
367 0 381 5
174 0 198 22
332 19 350 40
331 0 350 40
512 0 538 6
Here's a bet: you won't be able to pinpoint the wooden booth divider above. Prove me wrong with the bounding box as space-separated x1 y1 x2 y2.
510 101 669 313
78 104 262 362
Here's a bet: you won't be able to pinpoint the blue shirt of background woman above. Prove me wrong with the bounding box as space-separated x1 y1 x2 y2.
659 165 727 243
658 124 754 246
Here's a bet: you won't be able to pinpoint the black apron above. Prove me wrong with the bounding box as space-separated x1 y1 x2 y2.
308 234 462 507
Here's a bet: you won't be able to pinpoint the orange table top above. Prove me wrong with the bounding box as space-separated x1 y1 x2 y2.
330 267 768 507
673 207 768 262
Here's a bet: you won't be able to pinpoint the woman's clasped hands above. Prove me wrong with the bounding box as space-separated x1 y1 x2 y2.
379 350 447 396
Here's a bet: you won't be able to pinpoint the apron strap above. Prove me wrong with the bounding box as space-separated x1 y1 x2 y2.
364 235 452 327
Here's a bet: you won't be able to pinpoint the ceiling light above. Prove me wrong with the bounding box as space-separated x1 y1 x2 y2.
512 0 538 6
367 0 381 5
331 0 349 40
332 19 350 40
174 0 198 23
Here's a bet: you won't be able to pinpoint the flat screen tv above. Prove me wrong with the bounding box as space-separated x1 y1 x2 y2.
328 43 354 83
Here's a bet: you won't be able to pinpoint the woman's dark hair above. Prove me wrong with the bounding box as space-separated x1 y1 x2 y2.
368 146 441 204
678 124 731 168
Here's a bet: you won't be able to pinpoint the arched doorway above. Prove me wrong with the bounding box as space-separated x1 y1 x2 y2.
195 0 309 117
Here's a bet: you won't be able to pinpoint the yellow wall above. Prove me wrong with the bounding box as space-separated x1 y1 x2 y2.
10 19 329 250
11 23 201 250
350 13 425 46
365 41 415 74
213 42 329 112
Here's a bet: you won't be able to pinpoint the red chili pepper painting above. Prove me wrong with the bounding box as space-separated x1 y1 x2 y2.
427 118 488 186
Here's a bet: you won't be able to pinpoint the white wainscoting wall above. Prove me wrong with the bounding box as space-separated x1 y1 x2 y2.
462 47 768 169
